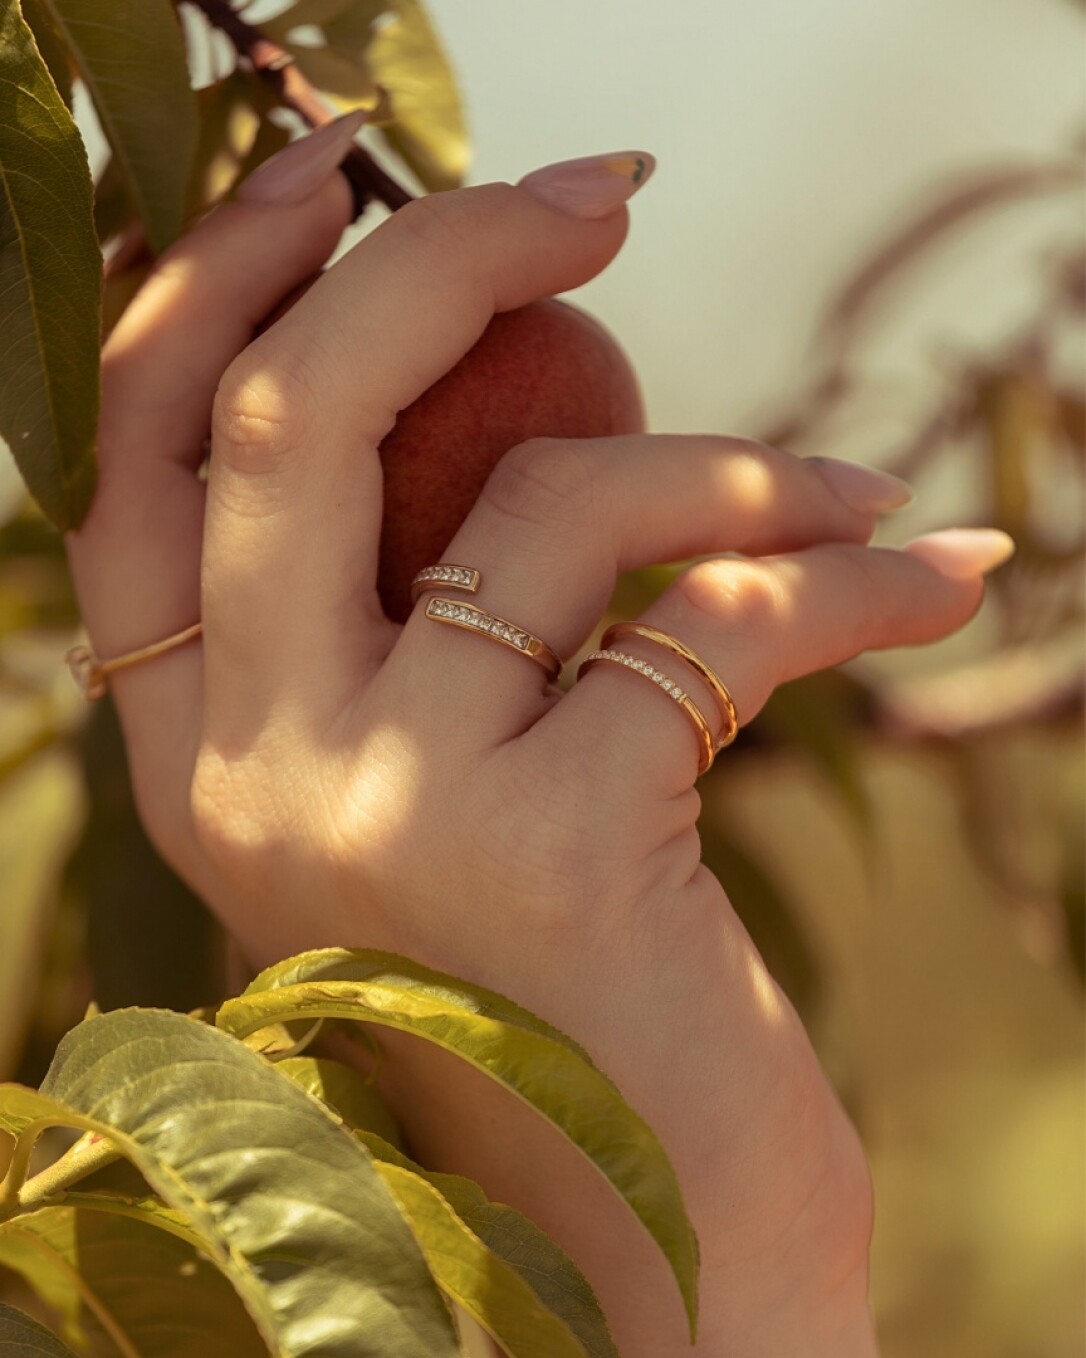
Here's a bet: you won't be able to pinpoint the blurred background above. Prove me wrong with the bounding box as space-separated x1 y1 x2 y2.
1 0 1083 1354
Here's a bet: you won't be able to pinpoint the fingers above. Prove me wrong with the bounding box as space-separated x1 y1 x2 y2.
200 154 648 738
547 533 1012 797
65 118 358 766
391 436 912 740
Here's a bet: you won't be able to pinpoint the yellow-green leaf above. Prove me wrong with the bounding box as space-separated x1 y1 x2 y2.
0 1201 265 1356
342 0 469 191
186 71 264 219
359 1132 618 1358
41 0 198 253
286 41 380 112
0 0 100 531
0 1008 460 1357
275 1055 404 1147
0 1302 78 1357
376 1160 592 1358
217 948 699 1337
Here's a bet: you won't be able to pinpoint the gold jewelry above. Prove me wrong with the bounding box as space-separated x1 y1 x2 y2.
601 621 739 752
425 597 561 683
577 649 716 774
410 564 481 603
66 623 203 701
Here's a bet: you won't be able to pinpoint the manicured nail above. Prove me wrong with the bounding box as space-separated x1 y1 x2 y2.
238 110 368 206
517 151 656 220
811 457 915 514
904 528 1016 579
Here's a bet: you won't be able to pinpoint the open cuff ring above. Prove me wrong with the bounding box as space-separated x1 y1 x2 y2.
413 563 562 684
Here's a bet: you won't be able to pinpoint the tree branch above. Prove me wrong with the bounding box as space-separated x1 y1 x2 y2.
182 0 415 215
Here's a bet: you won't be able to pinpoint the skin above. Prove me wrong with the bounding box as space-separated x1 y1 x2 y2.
64 160 993 1355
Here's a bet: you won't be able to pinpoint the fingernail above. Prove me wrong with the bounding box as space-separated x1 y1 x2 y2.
904 528 1016 579
518 151 656 220
811 457 915 514
238 110 368 206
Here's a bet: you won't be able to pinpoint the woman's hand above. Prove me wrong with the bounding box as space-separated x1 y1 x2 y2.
64 122 1011 1356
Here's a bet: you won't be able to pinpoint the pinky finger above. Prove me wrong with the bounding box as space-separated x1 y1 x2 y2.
550 528 1015 796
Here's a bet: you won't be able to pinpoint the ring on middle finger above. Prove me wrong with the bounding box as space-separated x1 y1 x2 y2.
413 562 562 684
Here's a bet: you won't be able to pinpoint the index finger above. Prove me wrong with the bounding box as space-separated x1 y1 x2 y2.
201 153 653 739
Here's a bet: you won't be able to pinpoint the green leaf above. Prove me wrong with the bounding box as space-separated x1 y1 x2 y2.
275 1055 404 1147
187 72 265 219
286 41 380 112
0 1201 265 1356
0 1008 461 1357
0 0 100 532
359 1133 618 1358
340 0 469 192
0 1302 78 1357
40 0 198 253
217 949 699 1337
18 0 72 107
375 1159 593 1358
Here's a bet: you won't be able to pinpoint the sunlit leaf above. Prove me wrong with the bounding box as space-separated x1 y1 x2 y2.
0 0 100 532
286 41 380 112
187 72 266 219
275 1055 404 1146
18 0 72 108
352 0 469 192
217 948 699 1337
0 1008 460 1356
375 1159 593 1358
359 1132 618 1358
41 0 198 253
0 1200 265 1356
0 1302 78 1357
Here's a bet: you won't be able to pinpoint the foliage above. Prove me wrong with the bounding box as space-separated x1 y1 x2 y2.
0 948 695 1354
0 0 1082 1350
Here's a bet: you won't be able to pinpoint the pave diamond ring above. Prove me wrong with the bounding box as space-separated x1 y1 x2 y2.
577 648 716 774
424 597 562 684
410 563 482 603
601 622 739 754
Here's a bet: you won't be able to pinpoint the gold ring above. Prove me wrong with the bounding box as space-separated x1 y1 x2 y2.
410 564 482 603
66 622 203 701
425 597 561 683
577 649 716 774
601 621 739 752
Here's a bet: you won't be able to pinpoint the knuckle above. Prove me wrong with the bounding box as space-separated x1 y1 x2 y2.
482 438 597 542
392 183 520 259
211 350 318 475
393 193 477 256
676 558 789 639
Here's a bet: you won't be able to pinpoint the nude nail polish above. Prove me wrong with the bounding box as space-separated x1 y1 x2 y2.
238 110 368 206
517 151 656 219
904 528 1016 579
811 457 915 513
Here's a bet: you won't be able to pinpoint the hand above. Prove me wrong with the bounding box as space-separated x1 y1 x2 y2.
65 124 1011 1355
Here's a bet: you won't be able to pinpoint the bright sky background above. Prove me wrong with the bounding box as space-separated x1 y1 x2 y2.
415 0 1082 440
